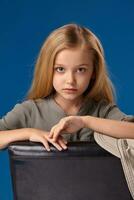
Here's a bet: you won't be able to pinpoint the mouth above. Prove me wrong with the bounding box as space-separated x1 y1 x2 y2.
63 88 78 93
63 88 77 91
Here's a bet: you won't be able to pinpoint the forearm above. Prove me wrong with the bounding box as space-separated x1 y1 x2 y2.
0 128 31 149
82 116 134 138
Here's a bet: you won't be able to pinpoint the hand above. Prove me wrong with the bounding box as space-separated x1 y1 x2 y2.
28 128 68 151
48 116 84 142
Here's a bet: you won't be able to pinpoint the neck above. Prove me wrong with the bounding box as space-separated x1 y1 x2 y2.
53 94 84 115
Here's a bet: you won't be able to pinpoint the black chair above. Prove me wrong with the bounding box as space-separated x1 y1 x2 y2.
8 141 133 200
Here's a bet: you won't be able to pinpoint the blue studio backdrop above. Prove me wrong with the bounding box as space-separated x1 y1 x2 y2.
0 0 134 199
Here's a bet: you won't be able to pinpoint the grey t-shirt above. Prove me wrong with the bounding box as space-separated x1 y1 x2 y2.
0 96 133 142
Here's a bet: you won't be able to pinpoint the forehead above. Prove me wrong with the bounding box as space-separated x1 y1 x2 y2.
55 48 93 65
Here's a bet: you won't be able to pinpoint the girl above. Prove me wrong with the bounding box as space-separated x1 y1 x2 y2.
0 23 134 152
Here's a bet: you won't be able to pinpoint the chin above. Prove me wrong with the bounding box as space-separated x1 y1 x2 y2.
61 94 81 101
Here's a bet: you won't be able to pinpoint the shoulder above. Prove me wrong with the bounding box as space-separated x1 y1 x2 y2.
5 97 51 120
12 97 50 114
20 96 54 114
15 97 51 109
12 99 35 112
93 99 120 118
93 99 116 111
96 99 130 120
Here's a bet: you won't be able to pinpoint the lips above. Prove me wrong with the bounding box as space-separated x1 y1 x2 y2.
63 88 78 94
63 88 77 91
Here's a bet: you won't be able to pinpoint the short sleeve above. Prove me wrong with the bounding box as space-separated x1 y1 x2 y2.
0 100 33 130
99 100 134 122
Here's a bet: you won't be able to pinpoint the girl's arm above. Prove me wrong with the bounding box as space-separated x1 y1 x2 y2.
82 116 134 138
0 128 67 151
49 116 134 141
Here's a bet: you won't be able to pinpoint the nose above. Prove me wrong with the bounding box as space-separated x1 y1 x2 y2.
66 71 76 84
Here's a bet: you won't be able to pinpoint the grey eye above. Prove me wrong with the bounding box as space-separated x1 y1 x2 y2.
55 67 65 72
77 68 86 73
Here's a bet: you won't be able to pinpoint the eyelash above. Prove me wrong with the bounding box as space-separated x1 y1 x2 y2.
54 67 87 73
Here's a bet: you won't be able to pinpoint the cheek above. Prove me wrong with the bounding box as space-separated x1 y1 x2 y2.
53 74 62 88
78 75 93 92
79 73 92 85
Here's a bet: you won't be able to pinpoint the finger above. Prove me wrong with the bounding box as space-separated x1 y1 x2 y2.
52 126 65 142
58 138 68 150
48 133 53 138
40 138 50 151
49 119 67 139
59 136 68 144
46 135 63 151
48 125 57 138
51 141 62 151
62 138 68 144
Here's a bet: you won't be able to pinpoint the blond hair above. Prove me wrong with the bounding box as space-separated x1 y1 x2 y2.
26 23 116 103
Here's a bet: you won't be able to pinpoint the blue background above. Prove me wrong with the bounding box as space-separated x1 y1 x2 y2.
0 0 134 199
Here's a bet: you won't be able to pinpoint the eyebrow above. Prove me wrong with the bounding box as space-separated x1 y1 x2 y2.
54 63 89 67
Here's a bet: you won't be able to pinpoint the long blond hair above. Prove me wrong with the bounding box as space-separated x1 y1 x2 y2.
26 24 116 103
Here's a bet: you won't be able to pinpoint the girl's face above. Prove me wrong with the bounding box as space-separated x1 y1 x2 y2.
53 48 94 103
